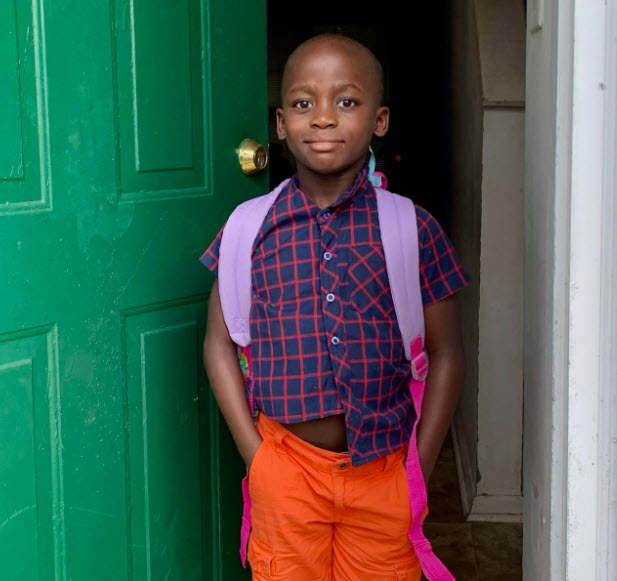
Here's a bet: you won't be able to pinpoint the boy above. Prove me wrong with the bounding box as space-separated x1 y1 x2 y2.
201 33 469 580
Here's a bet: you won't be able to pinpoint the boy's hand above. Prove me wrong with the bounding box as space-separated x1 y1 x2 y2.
416 295 465 487
243 434 264 470
418 444 438 486
203 280 265 472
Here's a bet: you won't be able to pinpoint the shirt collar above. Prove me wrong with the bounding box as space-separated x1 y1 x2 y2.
288 164 372 215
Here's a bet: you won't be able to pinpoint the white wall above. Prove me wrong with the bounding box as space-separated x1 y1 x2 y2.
474 0 525 520
476 107 524 513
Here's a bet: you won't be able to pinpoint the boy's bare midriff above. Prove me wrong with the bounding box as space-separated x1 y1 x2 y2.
282 413 348 452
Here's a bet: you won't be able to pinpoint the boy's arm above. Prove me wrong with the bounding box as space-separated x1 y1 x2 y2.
416 294 466 484
203 279 262 467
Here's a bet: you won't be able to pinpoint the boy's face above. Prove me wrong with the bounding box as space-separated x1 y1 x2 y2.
276 38 389 181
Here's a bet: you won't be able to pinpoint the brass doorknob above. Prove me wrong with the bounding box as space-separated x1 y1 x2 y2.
236 138 268 175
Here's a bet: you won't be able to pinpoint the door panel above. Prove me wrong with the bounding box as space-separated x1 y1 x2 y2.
114 0 207 197
0 1 267 579
124 300 205 580
0 326 60 581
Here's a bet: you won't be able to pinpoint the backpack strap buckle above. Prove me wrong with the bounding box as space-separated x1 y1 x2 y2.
411 350 429 381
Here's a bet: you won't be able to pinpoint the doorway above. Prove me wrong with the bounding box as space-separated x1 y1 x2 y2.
264 2 525 578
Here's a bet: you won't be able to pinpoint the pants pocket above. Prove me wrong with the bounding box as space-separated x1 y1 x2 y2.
248 535 276 579
248 438 270 493
394 560 422 581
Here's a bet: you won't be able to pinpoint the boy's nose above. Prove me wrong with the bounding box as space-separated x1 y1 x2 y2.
310 105 337 128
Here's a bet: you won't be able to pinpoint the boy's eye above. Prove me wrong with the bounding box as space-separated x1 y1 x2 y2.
338 98 357 108
292 99 312 109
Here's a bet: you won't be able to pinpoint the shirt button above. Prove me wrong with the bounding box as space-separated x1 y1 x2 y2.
331 336 340 345
326 293 335 303
324 251 333 261
322 211 331 220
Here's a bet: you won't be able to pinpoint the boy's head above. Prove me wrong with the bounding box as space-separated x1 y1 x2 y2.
276 33 389 182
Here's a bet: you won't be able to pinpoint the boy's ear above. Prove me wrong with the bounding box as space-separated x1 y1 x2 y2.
276 108 287 140
373 106 389 138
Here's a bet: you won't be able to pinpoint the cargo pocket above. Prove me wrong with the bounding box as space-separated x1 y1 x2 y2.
394 560 422 581
248 535 276 579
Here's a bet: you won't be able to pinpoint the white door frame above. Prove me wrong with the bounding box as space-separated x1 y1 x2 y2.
567 0 615 578
524 0 616 578
596 1 617 577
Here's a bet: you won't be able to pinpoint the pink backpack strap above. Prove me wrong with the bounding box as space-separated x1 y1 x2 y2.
239 346 255 567
376 189 455 581
218 179 290 347
405 339 455 580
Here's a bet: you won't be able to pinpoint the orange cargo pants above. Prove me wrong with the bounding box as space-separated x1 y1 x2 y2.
247 413 422 581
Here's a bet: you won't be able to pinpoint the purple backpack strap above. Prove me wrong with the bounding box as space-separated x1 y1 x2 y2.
217 179 289 567
218 179 290 347
375 188 424 357
376 189 455 581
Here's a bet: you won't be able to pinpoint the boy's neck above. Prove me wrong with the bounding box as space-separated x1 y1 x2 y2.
296 167 360 209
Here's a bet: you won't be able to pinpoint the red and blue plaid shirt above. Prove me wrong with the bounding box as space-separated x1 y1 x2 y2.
201 166 469 465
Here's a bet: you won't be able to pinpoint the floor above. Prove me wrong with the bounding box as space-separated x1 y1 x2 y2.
421 432 523 581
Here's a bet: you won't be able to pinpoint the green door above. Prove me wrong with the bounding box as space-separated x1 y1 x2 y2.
1 1 267 579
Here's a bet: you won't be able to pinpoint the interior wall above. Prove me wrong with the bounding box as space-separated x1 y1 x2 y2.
474 0 525 518
449 0 526 520
477 107 524 504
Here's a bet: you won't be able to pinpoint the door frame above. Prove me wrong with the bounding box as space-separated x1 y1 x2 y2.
523 0 617 578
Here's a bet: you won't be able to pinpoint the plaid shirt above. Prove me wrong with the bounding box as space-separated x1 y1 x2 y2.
201 166 469 465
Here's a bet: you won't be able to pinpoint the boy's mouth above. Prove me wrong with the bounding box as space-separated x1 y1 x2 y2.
306 140 343 153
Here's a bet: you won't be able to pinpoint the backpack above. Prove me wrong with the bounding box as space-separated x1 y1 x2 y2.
216 178 455 581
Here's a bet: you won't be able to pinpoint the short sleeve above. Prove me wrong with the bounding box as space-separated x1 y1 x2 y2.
199 223 225 276
415 206 470 305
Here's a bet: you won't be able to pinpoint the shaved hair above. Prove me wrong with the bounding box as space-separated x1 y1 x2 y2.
282 33 385 105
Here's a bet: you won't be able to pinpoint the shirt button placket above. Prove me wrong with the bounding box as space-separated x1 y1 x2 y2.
319 212 343 355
